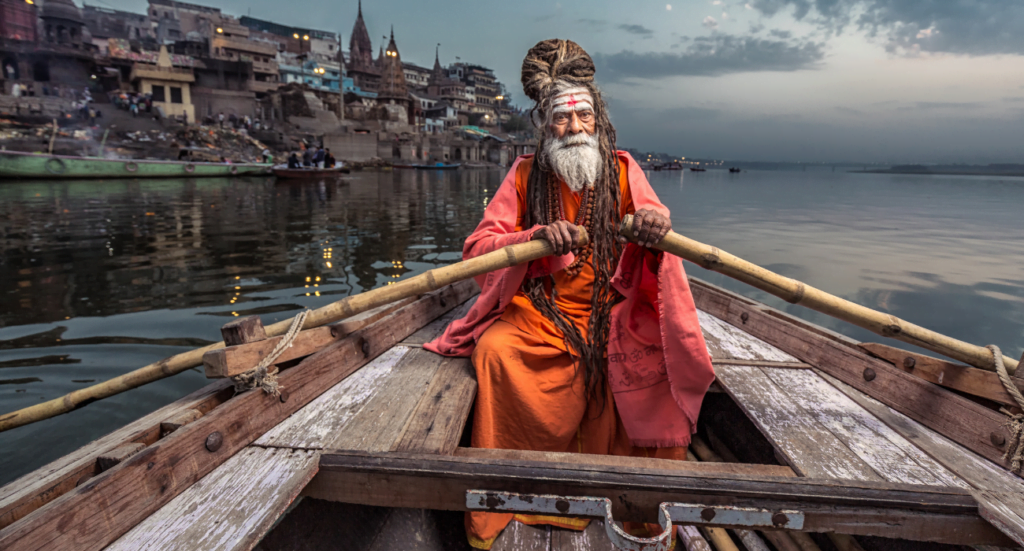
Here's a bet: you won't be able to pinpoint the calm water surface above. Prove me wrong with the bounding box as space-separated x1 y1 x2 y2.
1 167 1022 485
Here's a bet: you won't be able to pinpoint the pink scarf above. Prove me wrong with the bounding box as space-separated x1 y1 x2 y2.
425 152 715 447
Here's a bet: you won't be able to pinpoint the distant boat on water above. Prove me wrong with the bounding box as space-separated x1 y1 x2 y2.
690 167 706 172
0 151 272 179
729 167 742 173
273 166 349 179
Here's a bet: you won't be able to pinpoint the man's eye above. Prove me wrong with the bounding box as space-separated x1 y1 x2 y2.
579 111 594 120
554 114 569 123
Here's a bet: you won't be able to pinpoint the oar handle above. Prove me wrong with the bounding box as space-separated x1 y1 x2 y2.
619 214 1018 374
0 228 588 434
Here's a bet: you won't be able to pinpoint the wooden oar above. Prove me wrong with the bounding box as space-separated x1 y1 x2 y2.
0 230 587 434
620 214 1018 374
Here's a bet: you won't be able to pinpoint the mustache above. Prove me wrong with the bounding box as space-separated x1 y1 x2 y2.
550 132 598 148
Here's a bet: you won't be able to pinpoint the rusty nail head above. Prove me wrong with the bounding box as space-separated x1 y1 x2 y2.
361 339 370 356
330 326 339 338
205 431 223 453
903 356 916 369
863 368 876 381
555 499 570 514
992 432 1007 447
440 297 447 308
772 513 789 527
279 390 289 403
700 508 716 521
740 312 749 324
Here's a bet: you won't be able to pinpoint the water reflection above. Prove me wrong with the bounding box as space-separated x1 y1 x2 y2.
0 169 498 484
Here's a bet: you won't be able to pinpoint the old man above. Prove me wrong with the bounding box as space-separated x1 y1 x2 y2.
426 38 715 549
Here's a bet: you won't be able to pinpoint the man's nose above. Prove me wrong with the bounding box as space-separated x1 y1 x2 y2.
568 112 583 134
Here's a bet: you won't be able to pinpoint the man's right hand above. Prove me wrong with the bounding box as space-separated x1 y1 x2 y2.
532 220 581 256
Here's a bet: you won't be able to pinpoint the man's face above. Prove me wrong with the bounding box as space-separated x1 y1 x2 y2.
548 88 596 139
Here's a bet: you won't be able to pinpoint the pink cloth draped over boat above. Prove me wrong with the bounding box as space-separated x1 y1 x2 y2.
425 152 715 447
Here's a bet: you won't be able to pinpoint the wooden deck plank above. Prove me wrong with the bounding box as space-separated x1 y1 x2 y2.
105 448 318 551
326 347 447 453
817 370 1024 546
551 520 614 550
401 298 476 346
492 520 550 551
760 367 967 488
697 310 798 362
713 364 881 480
392 356 476 455
253 346 411 450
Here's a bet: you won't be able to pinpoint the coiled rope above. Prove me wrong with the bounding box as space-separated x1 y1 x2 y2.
989 344 1024 473
231 310 310 397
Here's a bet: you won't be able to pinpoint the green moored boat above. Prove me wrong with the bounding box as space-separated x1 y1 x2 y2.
0 151 273 179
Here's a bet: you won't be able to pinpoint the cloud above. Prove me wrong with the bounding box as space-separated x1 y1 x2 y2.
769 29 792 39
577 18 607 27
595 33 826 80
619 24 655 37
703 16 719 29
911 101 986 110
748 0 1024 55
666 4 673 10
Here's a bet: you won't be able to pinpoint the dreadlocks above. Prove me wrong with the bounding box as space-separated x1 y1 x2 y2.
519 38 623 412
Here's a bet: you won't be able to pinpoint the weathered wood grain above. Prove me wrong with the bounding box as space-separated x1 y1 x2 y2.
860 342 1024 408
760 367 966 488
401 297 476 346
714 364 881 480
0 281 476 551
392 356 477 455
453 448 796 478
492 520 549 551
221 316 267 347
105 447 318 551
697 310 798 362
160 408 203 436
97 444 146 473
326 348 447 453
204 299 418 379
0 378 235 530
254 347 411 450
692 282 1012 468
817 370 1024 546
307 450 1011 546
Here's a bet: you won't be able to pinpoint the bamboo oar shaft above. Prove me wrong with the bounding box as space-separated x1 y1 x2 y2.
621 215 1017 374
0 231 587 433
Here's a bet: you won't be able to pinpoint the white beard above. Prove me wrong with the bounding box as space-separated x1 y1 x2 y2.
544 132 602 192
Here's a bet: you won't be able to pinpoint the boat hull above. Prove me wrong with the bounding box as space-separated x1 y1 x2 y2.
273 167 348 179
0 151 272 179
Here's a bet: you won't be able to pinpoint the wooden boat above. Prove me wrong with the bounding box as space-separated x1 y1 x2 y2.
689 167 706 172
272 166 349 179
2 229 1024 550
729 167 741 173
392 163 418 169
0 151 272 179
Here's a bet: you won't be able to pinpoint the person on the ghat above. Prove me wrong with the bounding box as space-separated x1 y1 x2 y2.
425 38 715 550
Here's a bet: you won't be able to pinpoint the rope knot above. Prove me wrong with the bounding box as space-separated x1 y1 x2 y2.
988 344 1024 473
231 310 310 397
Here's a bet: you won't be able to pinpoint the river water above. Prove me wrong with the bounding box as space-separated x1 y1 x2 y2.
1 167 1022 485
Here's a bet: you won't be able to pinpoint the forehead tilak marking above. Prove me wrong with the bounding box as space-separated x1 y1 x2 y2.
551 87 594 114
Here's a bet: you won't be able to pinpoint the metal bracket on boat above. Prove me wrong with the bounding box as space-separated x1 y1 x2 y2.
466 490 804 551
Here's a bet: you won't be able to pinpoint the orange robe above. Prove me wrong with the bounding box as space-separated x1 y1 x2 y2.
467 158 687 549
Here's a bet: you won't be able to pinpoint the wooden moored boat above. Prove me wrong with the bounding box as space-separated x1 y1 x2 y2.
272 166 349 179
0 151 272 179
1 224 1023 551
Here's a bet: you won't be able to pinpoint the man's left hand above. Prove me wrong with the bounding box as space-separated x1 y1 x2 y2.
623 209 671 248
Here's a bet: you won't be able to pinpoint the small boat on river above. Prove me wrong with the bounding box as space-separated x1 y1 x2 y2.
0 150 272 179
272 166 349 180
729 167 742 173
1 220 1022 551
415 162 461 170
690 167 707 172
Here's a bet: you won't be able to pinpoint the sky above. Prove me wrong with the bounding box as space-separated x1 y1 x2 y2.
98 0 1024 163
